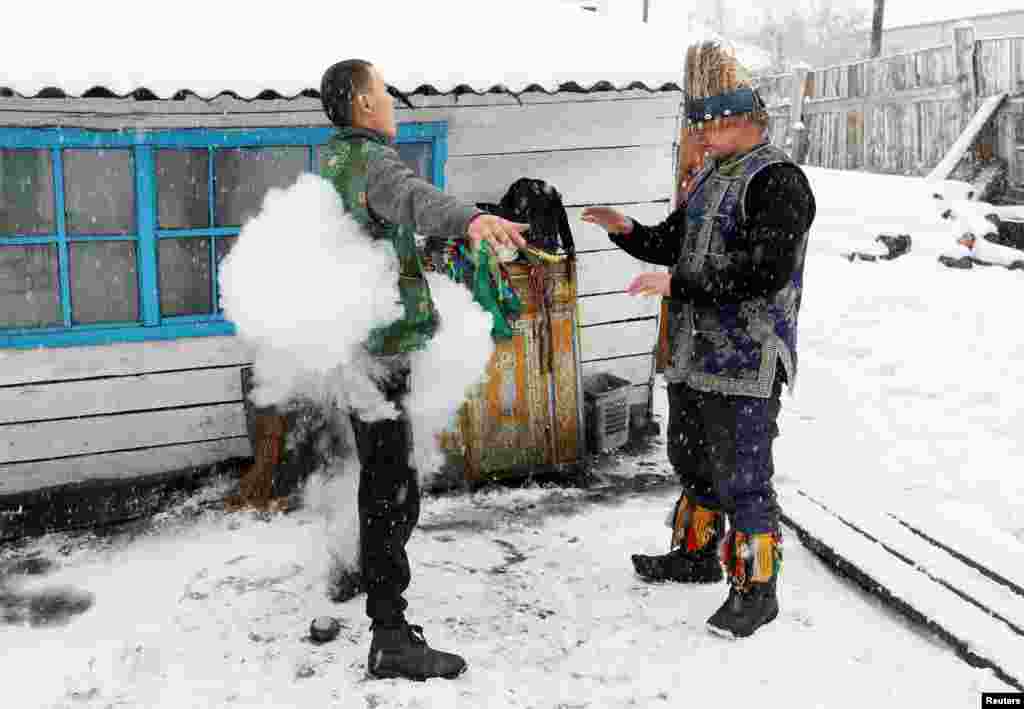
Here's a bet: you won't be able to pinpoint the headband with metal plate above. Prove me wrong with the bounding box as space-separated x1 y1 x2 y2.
684 87 765 126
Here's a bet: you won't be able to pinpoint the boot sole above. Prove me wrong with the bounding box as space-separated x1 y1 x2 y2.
366 664 468 682
634 572 723 585
631 554 724 584
632 562 723 585
706 608 779 640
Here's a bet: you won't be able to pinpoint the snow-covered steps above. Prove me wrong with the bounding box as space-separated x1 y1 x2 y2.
779 486 1024 689
893 502 1024 599
795 484 1024 633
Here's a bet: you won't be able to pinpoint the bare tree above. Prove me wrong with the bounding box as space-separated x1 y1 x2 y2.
745 1 871 71
756 7 787 72
870 0 885 58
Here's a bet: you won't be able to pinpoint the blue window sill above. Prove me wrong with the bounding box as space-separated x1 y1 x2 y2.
0 320 238 350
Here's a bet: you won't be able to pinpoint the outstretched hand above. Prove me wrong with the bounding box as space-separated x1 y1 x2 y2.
581 207 633 235
467 214 529 253
626 272 672 298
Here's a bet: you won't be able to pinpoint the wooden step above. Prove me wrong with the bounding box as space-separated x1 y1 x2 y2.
892 500 1024 599
793 484 1024 634
780 487 1024 689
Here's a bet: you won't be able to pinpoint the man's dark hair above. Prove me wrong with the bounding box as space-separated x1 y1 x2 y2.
321 59 374 127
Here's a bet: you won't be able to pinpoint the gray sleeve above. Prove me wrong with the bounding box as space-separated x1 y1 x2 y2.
366 144 480 238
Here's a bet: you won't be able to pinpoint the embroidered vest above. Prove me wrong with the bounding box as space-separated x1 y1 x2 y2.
665 144 809 398
321 129 438 356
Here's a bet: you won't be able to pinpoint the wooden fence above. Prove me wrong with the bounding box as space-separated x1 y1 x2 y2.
755 25 1024 181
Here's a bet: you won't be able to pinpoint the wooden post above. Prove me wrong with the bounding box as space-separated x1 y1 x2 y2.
870 0 884 58
1012 99 1024 183
954 23 979 133
790 65 811 164
230 366 288 512
997 108 1020 190
862 60 874 171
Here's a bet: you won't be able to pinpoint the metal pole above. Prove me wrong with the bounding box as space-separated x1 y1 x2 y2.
643 0 649 23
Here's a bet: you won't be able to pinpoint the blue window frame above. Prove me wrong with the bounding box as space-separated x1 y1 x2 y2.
0 121 448 349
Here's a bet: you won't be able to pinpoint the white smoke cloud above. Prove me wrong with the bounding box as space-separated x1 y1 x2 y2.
219 172 404 422
406 272 494 475
302 454 362 599
218 172 496 581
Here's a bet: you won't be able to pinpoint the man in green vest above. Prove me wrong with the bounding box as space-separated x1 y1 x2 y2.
319 59 527 681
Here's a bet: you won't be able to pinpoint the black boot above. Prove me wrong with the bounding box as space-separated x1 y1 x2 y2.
706 530 781 639
367 622 467 681
631 495 724 584
631 544 723 583
706 578 779 639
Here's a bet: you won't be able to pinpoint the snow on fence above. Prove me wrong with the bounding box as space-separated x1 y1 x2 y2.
756 25 1024 184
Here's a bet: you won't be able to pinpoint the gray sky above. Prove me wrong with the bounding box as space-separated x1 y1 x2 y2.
604 0 865 29
602 0 1022 32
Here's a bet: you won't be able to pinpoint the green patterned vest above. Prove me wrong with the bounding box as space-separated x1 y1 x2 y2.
321 129 438 355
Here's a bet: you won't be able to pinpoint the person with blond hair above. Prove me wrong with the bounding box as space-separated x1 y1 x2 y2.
583 39 816 639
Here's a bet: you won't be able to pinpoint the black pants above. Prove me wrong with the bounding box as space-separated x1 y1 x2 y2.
350 366 419 627
666 373 784 535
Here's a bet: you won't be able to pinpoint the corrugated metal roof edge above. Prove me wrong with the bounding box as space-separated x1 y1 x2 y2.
0 81 683 102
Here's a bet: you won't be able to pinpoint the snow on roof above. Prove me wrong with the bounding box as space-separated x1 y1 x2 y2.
884 0 1024 30
0 0 763 100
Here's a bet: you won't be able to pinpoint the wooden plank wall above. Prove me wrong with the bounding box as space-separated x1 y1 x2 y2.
755 32 1024 181
976 36 1024 96
0 88 680 496
0 337 253 495
1012 105 1024 186
802 45 961 175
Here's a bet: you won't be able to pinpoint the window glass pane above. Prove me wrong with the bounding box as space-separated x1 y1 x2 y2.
70 241 138 324
215 147 306 227
396 142 433 182
316 142 434 184
0 245 61 328
156 149 210 229
0 149 55 235
214 236 237 313
159 238 212 317
64 149 136 235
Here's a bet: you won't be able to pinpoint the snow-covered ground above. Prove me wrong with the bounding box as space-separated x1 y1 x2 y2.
0 475 1011 709
2 166 1023 707
784 167 1024 547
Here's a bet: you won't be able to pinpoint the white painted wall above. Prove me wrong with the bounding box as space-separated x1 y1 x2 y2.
0 337 254 495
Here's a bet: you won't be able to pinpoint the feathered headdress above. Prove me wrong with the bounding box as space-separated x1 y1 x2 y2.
683 40 766 131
